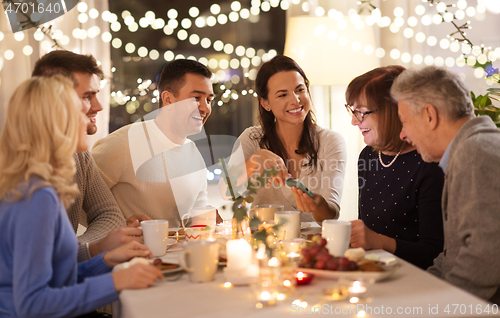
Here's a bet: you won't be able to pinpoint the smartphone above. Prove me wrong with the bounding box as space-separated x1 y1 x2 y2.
285 179 314 197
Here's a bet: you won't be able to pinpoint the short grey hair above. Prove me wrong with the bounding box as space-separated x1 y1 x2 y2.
390 66 474 121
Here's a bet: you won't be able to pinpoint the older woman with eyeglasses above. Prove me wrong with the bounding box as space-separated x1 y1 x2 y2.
345 65 444 269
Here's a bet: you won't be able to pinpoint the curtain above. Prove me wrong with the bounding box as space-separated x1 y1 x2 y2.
0 0 110 147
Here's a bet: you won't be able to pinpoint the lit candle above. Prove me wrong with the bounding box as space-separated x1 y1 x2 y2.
226 239 252 271
256 291 276 307
296 271 314 285
282 238 306 262
347 281 367 297
286 251 301 260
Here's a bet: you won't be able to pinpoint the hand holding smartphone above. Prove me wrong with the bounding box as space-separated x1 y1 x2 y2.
285 179 314 197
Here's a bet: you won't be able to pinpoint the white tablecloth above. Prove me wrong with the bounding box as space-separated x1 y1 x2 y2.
114 223 498 318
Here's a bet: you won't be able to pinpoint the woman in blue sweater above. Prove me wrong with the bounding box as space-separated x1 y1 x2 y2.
0 76 163 318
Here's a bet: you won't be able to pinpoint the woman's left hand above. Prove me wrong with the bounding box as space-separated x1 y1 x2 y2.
103 241 153 267
291 187 323 213
291 188 339 222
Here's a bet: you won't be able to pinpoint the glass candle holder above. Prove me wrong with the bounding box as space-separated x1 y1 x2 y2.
323 284 349 301
254 288 278 308
216 219 233 236
295 271 314 286
278 264 297 294
254 252 281 308
339 278 372 303
281 238 306 263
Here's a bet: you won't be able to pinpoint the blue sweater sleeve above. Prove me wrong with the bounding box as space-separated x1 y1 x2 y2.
11 187 118 318
77 253 113 283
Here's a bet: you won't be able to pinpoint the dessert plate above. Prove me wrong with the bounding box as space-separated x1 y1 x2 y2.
298 261 399 282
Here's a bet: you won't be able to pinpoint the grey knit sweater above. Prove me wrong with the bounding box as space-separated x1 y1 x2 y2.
70 151 126 262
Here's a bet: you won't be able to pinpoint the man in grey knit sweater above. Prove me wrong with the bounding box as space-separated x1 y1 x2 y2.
32 51 148 262
391 66 500 304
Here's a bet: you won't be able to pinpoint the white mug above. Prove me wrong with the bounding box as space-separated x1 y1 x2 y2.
274 211 301 239
179 241 220 283
181 206 217 231
322 220 351 257
249 204 284 222
141 220 169 257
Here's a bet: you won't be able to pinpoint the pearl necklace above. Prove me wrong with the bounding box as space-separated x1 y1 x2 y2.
378 150 402 168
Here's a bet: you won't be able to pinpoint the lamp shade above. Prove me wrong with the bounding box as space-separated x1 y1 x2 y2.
284 16 379 86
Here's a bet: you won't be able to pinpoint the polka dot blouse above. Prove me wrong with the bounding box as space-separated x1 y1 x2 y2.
357 146 445 269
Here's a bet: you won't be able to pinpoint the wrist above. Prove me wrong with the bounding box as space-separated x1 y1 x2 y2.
111 272 124 292
378 234 396 253
88 242 100 258
103 251 114 267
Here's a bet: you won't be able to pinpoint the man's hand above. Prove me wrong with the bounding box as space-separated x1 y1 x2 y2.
127 214 151 227
103 241 153 267
88 227 143 257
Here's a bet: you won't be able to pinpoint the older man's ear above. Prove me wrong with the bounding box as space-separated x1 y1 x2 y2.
423 103 439 131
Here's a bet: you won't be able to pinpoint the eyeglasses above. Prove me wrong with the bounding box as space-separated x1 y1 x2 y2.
345 104 377 123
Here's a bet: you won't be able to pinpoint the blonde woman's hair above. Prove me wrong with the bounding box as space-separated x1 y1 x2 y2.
0 75 81 208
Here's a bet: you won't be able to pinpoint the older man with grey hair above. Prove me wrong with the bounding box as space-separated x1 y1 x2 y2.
391 65 500 304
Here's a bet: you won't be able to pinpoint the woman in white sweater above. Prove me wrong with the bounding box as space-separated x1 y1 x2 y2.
223 55 346 223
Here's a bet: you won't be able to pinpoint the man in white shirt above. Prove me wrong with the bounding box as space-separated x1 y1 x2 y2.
92 59 216 227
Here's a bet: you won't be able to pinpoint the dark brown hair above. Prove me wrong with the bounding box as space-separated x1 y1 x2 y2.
346 65 406 153
254 55 319 171
157 59 212 107
32 50 103 84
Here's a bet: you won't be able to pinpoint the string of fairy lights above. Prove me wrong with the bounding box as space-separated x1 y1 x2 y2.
0 0 499 113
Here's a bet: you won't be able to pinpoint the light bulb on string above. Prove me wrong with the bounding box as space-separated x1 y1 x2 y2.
229 12 239 22
434 57 445 67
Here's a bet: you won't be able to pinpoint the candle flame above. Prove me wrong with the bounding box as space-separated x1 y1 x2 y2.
268 257 279 267
259 291 271 300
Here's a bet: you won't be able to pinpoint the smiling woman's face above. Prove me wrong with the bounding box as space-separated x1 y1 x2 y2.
350 93 380 147
261 71 310 127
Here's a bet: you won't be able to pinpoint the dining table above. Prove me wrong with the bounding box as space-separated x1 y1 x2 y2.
113 222 499 318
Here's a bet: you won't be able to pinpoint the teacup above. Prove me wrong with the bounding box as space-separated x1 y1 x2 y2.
141 220 169 257
184 225 212 242
249 204 284 222
179 240 219 283
322 220 351 257
182 206 216 232
275 211 301 239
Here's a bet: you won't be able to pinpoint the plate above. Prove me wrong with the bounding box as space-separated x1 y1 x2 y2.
298 262 400 282
154 256 184 275
158 262 184 275
167 238 177 247
301 223 312 230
